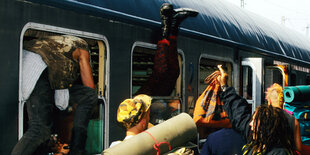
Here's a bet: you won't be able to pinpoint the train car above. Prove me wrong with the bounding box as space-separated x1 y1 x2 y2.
1 0 310 154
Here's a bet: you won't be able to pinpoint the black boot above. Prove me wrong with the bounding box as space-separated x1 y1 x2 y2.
160 3 174 39
171 8 199 35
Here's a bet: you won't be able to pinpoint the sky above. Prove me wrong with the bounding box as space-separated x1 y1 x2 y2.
227 0 310 37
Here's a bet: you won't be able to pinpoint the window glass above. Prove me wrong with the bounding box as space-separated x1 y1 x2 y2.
132 46 183 125
132 46 155 94
150 97 180 124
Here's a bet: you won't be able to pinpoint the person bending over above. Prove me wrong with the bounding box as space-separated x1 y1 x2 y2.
12 35 97 155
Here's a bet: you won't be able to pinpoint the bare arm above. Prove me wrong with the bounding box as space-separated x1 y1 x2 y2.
75 49 95 89
294 118 302 152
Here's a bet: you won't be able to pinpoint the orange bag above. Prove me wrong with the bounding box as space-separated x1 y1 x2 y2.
193 71 231 128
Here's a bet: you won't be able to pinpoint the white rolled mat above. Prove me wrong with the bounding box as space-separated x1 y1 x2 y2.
103 113 197 155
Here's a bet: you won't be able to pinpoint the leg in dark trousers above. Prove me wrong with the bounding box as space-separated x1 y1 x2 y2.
68 85 97 154
135 38 179 96
12 70 54 155
134 3 198 96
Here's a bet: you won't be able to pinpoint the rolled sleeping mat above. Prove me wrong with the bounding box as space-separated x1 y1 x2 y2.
283 85 310 103
102 113 197 155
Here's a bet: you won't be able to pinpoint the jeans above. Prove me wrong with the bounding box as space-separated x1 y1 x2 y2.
12 70 97 155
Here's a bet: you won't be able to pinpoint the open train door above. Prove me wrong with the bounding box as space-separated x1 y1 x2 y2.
241 58 263 113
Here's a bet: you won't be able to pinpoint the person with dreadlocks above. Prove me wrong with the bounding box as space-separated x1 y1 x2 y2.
266 83 310 154
217 65 295 155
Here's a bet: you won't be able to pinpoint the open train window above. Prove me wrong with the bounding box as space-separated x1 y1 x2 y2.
131 43 184 125
19 27 108 153
198 58 233 95
196 58 232 116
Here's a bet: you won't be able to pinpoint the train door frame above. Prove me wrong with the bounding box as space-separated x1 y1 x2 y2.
241 58 263 114
18 22 111 149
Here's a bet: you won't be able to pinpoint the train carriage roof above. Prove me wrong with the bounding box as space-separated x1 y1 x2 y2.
28 0 310 64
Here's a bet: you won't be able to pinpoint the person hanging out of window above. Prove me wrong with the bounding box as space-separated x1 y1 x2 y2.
135 3 198 96
12 35 97 155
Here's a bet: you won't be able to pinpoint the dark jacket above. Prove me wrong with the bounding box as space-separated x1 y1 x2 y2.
200 128 245 155
220 87 291 155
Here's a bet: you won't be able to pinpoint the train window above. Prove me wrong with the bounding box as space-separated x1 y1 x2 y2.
265 65 288 91
132 45 183 125
198 58 233 116
20 29 107 153
198 58 233 95
132 46 155 94
265 66 285 92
